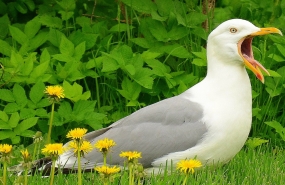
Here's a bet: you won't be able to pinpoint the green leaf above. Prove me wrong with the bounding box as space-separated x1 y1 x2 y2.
265 120 284 131
179 11 207 28
0 131 15 140
265 120 285 140
8 112 20 128
15 1 28 14
30 61 50 81
56 0 76 10
267 69 282 77
265 87 282 97
35 108 48 117
167 26 188 40
118 78 141 101
131 68 153 89
125 64 136 75
10 50 23 68
58 11 74 21
141 50 162 60
52 53 75 62
37 99 51 108
177 81 188 94
20 108 36 119
275 43 285 58
75 16 90 27
148 21 168 41
156 0 173 16
268 54 285 62
30 49 50 80
0 111 8 122
39 14 62 29
73 100 96 120
192 58 207 66
0 89 15 102
13 84 28 107
192 48 207 60
63 81 91 102
40 49 50 63
48 28 64 47
11 135 21 144
104 45 133 66
9 25 29 45
24 0 35 11
26 31 48 52
131 38 150 48
4 103 20 113
60 36 74 56
85 112 106 130
0 14 10 39
18 130 35 137
156 44 191 58
145 59 168 77
24 16 41 39
74 42 85 61
109 23 134 32
246 137 269 149
101 57 119 72
0 39 12 56
21 52 35 75
121 0 156 13
0 120 11 129
69 31 98 50
14 117 38 134
58 101 73 119
29 81 45 104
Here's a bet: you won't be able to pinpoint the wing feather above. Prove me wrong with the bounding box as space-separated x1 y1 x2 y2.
57 96 207 169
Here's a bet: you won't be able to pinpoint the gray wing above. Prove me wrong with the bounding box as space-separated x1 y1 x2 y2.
58 95 207 169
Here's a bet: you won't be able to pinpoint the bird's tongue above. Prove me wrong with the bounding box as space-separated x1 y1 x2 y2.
242 54 270 80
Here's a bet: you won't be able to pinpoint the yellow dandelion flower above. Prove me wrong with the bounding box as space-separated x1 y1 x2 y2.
42 143 65 157
176 159 202 174
95 165 120 175
119 151 142 161
0 144 12 154
66 128 88 140
20 149 30 159
94 138 116 153
69 140 93 154
44 85 65 99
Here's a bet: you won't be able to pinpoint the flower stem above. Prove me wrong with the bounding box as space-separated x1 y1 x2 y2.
32 142 38 161
24 168 28 185
49 159 56 185
3 162 7 185
128 163 134 185
77 143 82 185
103 152 107 166
47 102 55 144
182 174 189 185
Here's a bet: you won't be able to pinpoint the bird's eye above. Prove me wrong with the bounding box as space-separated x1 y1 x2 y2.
230 28 238 33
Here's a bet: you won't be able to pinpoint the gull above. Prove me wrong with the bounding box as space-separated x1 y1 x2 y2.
46 19 282 174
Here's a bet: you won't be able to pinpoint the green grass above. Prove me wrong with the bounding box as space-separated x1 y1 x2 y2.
5 145 285 185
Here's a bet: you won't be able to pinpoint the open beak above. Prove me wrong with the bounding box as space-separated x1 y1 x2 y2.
238 27 282 83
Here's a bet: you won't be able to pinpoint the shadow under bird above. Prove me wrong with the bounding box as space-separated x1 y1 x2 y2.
15 19 283 175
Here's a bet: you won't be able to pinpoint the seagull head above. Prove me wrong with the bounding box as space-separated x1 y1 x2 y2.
208 19 282 83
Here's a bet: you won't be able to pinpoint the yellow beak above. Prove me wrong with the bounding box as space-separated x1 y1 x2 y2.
238 27 282 83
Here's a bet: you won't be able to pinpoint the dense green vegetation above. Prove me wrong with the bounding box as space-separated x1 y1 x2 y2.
0 0 285 184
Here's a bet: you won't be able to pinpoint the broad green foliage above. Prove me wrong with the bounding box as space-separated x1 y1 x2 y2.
0 0 284 146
